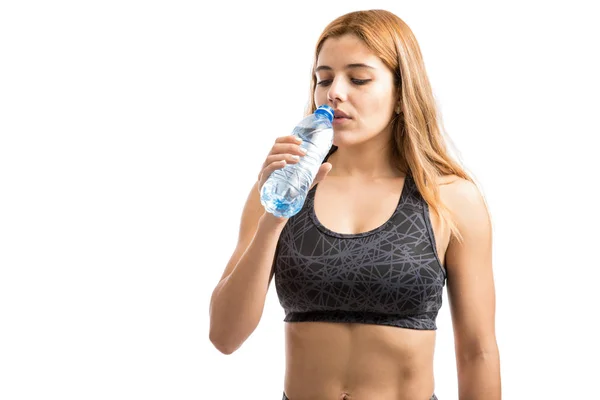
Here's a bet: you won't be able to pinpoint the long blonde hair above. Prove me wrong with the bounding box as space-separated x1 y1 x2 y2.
306 9 473 241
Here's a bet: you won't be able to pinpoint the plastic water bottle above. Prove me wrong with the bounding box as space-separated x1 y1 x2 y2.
260 104 334 218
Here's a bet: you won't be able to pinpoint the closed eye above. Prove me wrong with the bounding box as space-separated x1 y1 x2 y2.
316 79 332 86
316 79 372 86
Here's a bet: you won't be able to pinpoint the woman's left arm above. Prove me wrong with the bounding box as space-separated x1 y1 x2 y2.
443 178 501 400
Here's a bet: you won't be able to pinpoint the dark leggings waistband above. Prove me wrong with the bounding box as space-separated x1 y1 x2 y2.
282 393 438 399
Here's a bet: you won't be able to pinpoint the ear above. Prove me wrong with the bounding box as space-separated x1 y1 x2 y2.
395 102 402 115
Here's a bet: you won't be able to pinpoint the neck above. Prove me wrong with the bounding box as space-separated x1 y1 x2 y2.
328 141 402 179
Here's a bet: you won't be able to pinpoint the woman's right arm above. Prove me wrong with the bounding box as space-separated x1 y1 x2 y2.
208 134 332 355
208 179 288 355
208 135 332 354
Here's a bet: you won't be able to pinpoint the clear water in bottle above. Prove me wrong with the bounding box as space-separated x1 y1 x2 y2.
260 105 334 218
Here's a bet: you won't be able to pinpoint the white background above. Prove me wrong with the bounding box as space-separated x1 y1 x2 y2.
1 0 599 399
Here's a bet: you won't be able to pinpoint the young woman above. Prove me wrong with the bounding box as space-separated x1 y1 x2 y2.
209 9 501 400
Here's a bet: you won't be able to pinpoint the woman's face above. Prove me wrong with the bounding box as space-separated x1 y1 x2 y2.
314 34 398 148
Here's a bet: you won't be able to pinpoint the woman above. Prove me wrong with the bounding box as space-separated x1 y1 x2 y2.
209 9 501 400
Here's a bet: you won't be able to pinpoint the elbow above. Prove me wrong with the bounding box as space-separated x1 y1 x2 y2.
212 342 237 355
208 299 261 355
209 325 244 355
209 331 238 355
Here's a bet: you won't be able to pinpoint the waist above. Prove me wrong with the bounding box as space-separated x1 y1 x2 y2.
283 321 436 400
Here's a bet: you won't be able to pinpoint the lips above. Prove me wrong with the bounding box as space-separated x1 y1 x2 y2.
334 109 350 119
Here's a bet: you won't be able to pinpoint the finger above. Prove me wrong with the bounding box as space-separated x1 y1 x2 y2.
311 162 332 189
263 153 300 168
270 143 307 157
258 159 288 184
261 152 300 170
274 135 303 144
315 162 332 182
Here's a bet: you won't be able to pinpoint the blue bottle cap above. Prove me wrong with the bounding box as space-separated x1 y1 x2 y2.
314 104 334 122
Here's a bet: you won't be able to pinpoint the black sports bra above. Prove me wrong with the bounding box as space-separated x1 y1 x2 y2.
273 170 446 330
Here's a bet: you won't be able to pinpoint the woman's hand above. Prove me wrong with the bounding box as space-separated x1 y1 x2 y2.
257 135 332 195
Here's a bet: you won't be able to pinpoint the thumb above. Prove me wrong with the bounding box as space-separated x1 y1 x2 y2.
311 162 332 189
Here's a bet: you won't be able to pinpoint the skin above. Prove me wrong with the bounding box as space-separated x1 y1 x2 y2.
209 33 500 400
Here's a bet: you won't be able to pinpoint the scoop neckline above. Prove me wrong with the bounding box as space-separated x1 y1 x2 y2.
308 174 411 239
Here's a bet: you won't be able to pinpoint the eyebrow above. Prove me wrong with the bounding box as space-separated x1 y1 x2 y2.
315 63 376 73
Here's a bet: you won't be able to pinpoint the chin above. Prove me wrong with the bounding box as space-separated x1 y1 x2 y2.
332 129 367 148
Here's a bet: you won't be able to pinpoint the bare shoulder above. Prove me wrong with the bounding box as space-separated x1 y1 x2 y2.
436 174 491 234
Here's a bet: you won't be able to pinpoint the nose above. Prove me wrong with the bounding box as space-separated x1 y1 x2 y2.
327 77 348 106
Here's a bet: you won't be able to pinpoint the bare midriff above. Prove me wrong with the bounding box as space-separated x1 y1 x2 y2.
283 321 436 400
